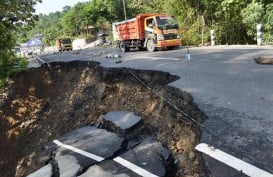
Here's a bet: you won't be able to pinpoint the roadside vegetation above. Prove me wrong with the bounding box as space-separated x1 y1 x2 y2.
1 0 273 86
0 0 41 87
18 0 273 46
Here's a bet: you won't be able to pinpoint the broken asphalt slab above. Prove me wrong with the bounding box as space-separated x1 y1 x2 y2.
78 164 138 177
28 127 174 177
27 126 125 177
117 136 174 177
103 111 142 132
27 164 53 177
54 126 125 177
80 136 173 177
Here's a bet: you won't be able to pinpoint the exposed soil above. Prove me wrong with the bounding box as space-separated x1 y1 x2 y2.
0 61 207 177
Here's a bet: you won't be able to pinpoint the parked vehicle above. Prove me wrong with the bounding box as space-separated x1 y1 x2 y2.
112 13 181 52
56 38 73 52
11 47 22 56
20 47 33 57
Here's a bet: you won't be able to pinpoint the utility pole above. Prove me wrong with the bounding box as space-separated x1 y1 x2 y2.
122 0 127 20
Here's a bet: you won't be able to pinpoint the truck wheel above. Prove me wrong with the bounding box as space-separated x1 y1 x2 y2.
147 39 156 52
120 42 129 52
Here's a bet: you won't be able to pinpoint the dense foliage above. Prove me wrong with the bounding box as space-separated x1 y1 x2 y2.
21 0 273 46
0 0 41 86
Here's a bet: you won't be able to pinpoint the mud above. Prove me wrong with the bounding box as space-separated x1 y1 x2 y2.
0 61 207 177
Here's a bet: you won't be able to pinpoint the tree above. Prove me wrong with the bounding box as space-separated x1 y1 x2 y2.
61 10 77 34
241 1 264 41
15 0 273 47
0 0 41 30
0 0 41 85
88 0 132 22
28 12 63 45
61 2 88 35
263 3 273 43
62 5 71 14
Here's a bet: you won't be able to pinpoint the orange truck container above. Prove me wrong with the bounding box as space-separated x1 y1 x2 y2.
56 38 73 52
113 13 181 52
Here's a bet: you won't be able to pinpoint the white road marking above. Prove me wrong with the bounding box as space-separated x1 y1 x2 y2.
114 157 159 177
195 143 273 177
53 140 159 177
53 140 105 162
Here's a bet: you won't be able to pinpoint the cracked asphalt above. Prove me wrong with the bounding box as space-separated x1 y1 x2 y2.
39 45 273 177
28 114 173 177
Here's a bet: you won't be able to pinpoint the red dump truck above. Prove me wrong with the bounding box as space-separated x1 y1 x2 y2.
113 13 181 52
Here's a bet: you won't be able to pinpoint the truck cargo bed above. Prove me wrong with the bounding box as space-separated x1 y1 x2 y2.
113 15 149 41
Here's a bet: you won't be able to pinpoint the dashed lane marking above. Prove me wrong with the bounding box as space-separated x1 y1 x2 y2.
113 157 159 177
53 140 105 162
53 139 159 177
195 143 273 177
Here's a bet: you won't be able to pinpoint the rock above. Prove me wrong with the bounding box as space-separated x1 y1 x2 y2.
106 54 114 58
115 60 122 64
114 54 121 58
254 56 273 64
93 52 102 57
106 53 121 59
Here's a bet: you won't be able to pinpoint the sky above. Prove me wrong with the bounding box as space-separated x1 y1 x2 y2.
34 0 89 14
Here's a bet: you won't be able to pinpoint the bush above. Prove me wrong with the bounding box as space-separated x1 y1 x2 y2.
0 55 28 87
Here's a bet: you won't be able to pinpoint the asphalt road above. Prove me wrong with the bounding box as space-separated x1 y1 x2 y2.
39 45 273 177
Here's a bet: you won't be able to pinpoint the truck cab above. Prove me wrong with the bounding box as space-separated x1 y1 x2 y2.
56 38 73 52
113 14 181 52
144 15 180 51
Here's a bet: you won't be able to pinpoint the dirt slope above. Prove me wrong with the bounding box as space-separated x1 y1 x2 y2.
0 61 207 177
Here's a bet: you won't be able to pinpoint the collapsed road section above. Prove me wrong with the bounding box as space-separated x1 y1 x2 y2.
0 61 207 177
